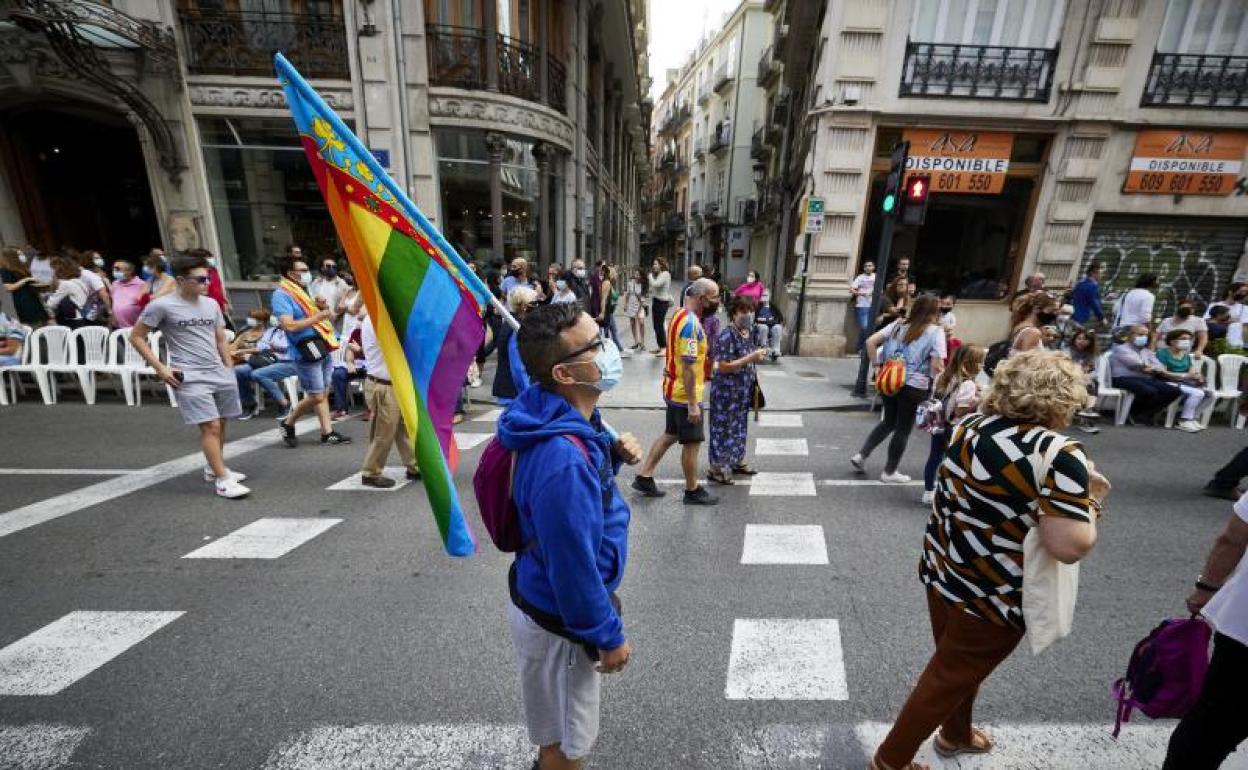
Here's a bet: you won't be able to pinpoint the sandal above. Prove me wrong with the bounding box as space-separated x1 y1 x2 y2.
867 756 930 770
932 727 994 758
706 467 734 485
731 463 759 475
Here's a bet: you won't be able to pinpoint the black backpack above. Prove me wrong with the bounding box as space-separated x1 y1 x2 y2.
983 338 1011 377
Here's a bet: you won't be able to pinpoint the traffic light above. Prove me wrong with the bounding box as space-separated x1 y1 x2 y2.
902 173 930 226
881 140 909 217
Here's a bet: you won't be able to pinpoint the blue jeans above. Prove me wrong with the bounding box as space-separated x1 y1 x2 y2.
598 313 621 348
855 307 871 352
924 430 949 492
331 366 354 411
251 361 298 405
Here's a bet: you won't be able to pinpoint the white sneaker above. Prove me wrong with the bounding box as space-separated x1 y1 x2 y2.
881 471 912 484
204 466 248 484
1176 419 1203 433
850 453 866 473
214 478 251 499
920 490 935 506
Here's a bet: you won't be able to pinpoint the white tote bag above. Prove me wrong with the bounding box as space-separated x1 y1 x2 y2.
1022 433 1080 655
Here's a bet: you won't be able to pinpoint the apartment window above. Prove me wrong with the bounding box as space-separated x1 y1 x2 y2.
1158 0 1248 55
910 0 1063 48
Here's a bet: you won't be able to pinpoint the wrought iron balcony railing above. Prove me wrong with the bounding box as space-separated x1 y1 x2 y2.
714 61 733 92
899 39 1057 102
750 124 769 160
180 9 349 78
1141 52 1248 109
425 24 569 114
758 45 781 88
665 214 686 234
693 136 705 159
697 82 711 104
710 121 731 153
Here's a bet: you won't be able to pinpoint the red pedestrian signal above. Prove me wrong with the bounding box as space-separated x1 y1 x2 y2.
906 175 930 203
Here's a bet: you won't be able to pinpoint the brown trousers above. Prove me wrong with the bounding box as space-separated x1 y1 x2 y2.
875 588 1024 768
360 379 417 477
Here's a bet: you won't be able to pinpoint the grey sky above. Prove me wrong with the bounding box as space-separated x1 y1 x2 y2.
647 0 741 99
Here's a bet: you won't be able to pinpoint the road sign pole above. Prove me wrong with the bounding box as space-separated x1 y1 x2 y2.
792 232 811 356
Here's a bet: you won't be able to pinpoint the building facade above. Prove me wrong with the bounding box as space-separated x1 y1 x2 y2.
642 0 774 285
0 0 649 285
759 0 1248 354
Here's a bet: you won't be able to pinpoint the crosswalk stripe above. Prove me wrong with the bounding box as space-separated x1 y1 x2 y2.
757 369 789 378
750 472 817 496
741 525 828 565
754 438 809 456
820 479 925 487
0 468 136 476
453 432 492 450
0 611 183 696
326 467 413 491
262 723 532 769
471 408 503 422
182 518 341 560
0 723 92 769
725 619 848 700
756 413 804 427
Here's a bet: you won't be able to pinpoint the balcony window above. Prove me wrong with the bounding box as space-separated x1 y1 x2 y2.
178 0 349 79
1143 0 1248 108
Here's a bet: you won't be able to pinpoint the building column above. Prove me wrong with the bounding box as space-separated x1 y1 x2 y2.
484 0 499 91
538 0 550 106
534 142 553 268
486 131 506 260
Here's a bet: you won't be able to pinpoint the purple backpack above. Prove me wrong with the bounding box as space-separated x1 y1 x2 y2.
1112 617 1212 738
472 434 590 552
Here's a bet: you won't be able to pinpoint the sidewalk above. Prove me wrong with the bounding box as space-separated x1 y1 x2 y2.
476 349 868 411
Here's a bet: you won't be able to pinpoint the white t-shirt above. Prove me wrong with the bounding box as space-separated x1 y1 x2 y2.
850 273 875 308
1157 315 1208 337
1114 288 1155 327
1203 493 1248 647
361 315 389 381
78 268 105 296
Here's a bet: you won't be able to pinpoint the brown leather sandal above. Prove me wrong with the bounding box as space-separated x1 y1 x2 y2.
932 727 994 758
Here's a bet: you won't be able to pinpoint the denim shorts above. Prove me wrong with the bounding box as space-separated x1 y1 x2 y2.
294 355 333 394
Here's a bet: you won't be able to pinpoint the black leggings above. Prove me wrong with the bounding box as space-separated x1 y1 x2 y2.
652 299 671 349
860 385 925 474
1163 632 1248 770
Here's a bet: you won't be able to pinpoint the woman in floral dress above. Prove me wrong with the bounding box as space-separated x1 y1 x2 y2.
708 296 769 485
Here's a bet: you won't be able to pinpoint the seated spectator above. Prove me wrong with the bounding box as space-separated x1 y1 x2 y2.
1156 329 1212 433
44 257 90 328
754 292 785 359
0 325 24 366
330 309 365 419
1068 329 1101 434
0 247 49 327
228 310 269 365
236 316 297 420
109 259 147 328
1205 304 1234 357
1157 299 1208 359
1053 303 1077 349
1109 324 1183 423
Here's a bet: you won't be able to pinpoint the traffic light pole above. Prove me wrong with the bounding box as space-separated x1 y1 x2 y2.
792 233 811 356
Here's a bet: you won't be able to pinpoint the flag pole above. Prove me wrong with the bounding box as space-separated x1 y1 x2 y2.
490 295 521 331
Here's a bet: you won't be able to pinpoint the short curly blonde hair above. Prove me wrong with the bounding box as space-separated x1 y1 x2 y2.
982 349 1087 428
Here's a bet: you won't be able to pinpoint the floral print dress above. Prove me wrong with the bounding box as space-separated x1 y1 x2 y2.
709 326 757 469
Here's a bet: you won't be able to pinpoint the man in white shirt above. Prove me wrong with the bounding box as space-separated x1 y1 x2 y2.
1164 490 1248 768
1113 273 1159 330
357 313 420 488
849 261 875 352
310 256 350 328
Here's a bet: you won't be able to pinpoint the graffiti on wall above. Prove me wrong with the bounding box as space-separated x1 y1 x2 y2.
1084 223 1246 321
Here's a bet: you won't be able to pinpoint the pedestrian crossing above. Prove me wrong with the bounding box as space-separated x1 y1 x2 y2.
182 517 342 559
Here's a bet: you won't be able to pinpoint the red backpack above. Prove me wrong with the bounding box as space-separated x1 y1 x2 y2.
472 434 592 552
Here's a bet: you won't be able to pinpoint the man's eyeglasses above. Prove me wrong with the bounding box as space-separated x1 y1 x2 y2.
182 275 210 284
558 336 604 364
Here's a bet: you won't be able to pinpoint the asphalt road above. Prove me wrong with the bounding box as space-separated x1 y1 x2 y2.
1 392 1246 769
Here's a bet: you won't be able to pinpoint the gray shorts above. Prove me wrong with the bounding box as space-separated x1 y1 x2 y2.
177 374 242 425
507 602 601 760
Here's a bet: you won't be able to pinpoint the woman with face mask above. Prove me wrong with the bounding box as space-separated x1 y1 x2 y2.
706 297 769 484
1156 329 1212 432
551 275 579 304
1007 291 1060 356
1107 324 1184 424
1158 300 1209 359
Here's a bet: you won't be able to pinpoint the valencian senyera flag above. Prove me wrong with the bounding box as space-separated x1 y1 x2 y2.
276 53 493 557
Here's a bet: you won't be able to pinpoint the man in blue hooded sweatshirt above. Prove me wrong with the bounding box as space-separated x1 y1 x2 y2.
498 302 642 770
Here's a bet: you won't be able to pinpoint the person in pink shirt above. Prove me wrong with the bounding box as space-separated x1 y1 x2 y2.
733 271 765 304
109 259 149 328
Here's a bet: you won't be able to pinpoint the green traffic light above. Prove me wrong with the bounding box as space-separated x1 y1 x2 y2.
882 193 897 213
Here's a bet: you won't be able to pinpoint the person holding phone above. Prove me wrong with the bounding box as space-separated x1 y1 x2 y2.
130 253 249 499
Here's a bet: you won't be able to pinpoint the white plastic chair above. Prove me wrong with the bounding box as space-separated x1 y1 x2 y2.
1205 354 1247 428
0 325 71 405
1094 352 1134 426
0 328 38 406
1163 356 1217 429
44 326 110 404
95 328 150 406
150 331 179 407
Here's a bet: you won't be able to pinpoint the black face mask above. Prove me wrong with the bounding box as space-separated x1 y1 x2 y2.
701 301 720 318
1036 310 1058 325
940 306 953 315
321 266 337 278
1177 307 1194 319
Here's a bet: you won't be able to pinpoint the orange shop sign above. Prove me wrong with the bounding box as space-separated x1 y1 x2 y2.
901 129 1015 195
1123 130 1246 196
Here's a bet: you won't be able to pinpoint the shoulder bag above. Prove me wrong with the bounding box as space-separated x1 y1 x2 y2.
1022 432 1080 655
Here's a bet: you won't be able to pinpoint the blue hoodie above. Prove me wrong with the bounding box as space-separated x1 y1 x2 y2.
497 384 631 651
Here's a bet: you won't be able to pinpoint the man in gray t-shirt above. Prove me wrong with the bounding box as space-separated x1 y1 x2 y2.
131 253 249 499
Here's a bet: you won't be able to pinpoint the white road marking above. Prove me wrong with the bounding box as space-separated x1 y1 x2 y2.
725 619 848 700
0 469 136 476
756 413 804 427
731 723 831 768
658 478 751 486
0 611 184 696
755 438 810 456
750 472 817 496
852 722 1233 770
182 518 341 560
741 525 828 565
0 723 92 769
471 408 503 422
757 369 789 378
263 723 531 770
327 467 412 492
820 479 924 487
0 421 320 540
453 432 492 450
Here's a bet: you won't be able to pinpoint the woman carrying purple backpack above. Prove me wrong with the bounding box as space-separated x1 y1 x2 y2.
1163 492 1248 769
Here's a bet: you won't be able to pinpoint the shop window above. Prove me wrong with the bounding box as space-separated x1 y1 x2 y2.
199 116 352 280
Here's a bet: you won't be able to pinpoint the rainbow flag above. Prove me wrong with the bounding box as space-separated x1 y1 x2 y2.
276 53 491 557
